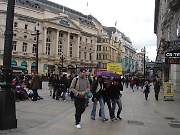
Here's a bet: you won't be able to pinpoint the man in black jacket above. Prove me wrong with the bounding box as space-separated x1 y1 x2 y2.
111 78 123 120
60 73 69 101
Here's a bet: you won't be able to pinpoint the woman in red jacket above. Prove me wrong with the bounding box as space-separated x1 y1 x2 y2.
130 77 135 92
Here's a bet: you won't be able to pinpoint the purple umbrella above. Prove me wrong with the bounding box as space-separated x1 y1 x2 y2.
97 71 120 78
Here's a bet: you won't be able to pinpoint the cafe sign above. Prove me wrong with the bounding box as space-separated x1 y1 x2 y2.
165 50 180 64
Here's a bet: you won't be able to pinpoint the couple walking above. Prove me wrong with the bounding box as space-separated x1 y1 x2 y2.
90 76 122 122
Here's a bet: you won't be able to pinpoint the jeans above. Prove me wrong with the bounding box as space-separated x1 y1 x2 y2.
111 98 122 118
32 89 38 101
130 84 134 89
62 92 66 101
91 96 105 121
86 97 89 107
144 92 149 100
125 82 129 88
99 98 112 119
74 97 86 125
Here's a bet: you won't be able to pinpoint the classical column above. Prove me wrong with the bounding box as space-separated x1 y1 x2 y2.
76 36 80 58
66 32 70 57
56 30 59 55
43 27 47 54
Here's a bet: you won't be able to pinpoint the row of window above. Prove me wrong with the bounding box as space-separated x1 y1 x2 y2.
12 39 93 61
47 30 93 43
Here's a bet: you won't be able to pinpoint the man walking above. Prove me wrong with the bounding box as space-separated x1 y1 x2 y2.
154 77 161 101
70 68 90 129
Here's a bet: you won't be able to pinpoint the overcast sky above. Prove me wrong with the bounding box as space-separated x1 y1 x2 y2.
51 0 157 61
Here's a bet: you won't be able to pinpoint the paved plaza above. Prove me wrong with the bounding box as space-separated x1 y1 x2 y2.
1 82 180 135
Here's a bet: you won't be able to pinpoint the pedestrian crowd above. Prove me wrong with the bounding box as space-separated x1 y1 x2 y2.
12 68 162 129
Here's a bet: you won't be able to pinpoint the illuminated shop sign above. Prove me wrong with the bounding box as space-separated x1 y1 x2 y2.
165 50 180 64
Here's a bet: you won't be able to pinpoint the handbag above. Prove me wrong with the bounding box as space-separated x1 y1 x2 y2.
87 91 93 98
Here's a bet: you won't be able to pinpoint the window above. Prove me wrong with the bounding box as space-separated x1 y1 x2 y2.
84 52 86 59
47 30 51 35
70 36 73 39
22 42 27 52
86 39 87 42
32 44 36 53
14 22 17 28
58 40 62 55
69 43 73 57
89 53 92 61
24 35 27 39
13 33 17 37
80 37 82 41
97 45 101 51
25 24 28 29
12 41 17 51
46 38 51 55
59 33 63 38
79 51 81 58
91 40 92 43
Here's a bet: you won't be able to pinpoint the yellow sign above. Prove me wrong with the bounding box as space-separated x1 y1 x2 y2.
107 63 122 75
163 82 174 97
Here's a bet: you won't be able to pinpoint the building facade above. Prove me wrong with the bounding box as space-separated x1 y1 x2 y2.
154 0 180 90
0 0 98 75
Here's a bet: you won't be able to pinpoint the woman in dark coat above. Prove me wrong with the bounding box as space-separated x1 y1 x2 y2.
30 72 41 101
52 74 60 100
60 74 69 101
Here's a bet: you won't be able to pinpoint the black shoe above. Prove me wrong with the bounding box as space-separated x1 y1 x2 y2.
40 97 43 99
102 118 108 122
117 116 122 120
111 117 117 121
91 117 95 120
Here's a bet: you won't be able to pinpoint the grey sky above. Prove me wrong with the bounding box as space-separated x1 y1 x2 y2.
51 0 157 61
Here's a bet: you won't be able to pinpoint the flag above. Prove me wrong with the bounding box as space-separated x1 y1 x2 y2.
141 48 144 52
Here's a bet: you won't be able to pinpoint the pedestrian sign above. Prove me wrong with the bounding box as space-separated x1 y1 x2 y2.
163 82 174 101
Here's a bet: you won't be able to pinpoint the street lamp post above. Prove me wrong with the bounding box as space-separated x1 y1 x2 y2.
35 24 40 74
0 0 17 130
60 52 65 72
143 47 146 81
32 23 40 74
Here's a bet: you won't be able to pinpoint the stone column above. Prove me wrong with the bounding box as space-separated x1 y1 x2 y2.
56 30 59 55
66 32 70 57
43 27 47 54
76 36 80 58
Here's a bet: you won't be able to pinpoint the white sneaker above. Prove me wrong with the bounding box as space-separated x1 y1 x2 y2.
75 124 81 129
64 100 66 102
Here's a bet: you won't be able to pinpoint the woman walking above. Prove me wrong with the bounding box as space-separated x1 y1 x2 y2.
143 81 150 100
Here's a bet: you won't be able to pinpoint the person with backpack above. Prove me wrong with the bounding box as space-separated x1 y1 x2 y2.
70 68 90 129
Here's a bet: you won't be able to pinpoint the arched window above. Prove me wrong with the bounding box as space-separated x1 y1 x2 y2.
58 40 62 55
46 38 51 55
11 60 17 66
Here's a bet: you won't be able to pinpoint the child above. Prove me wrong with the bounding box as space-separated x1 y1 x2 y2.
143 81 150 100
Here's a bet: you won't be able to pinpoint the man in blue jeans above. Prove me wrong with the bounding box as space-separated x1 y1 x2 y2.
90 76 108 122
